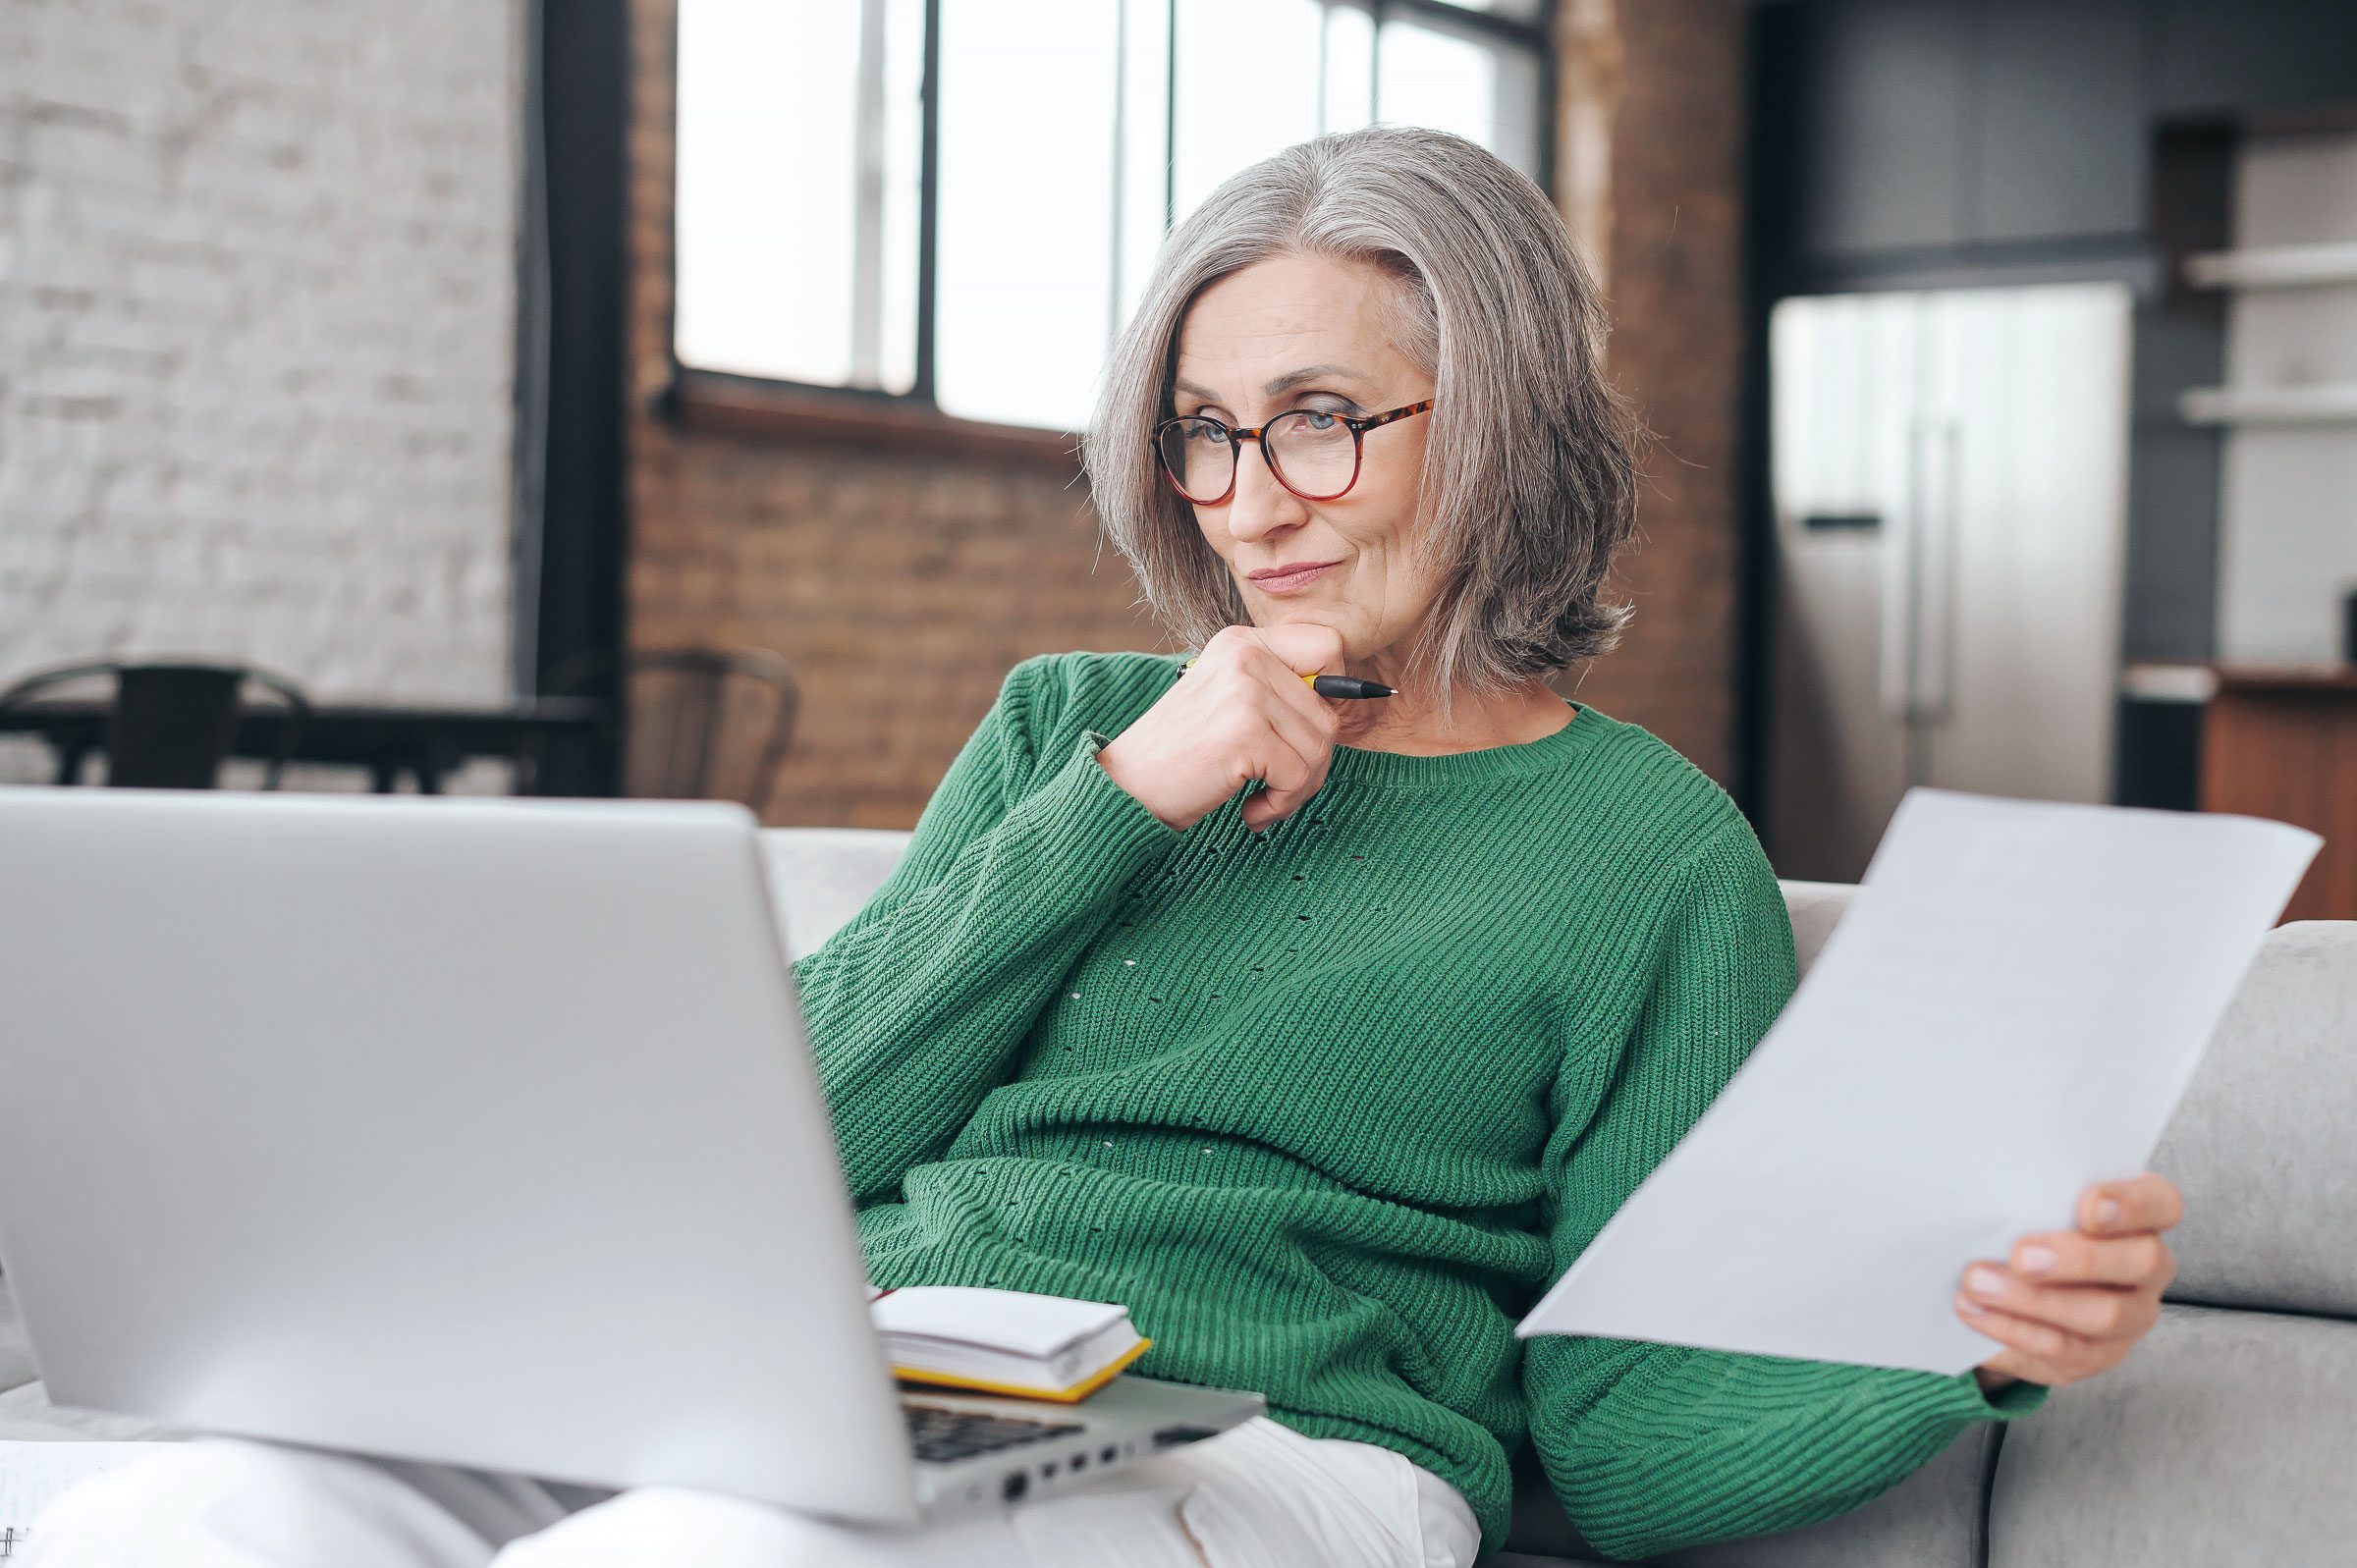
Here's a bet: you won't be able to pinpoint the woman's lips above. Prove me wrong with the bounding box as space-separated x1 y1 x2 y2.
1251 562 1338 594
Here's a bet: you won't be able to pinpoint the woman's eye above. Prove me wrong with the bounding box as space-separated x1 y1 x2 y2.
1299 409 1340 430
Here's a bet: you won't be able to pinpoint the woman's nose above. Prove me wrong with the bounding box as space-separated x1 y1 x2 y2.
1224 439 1307 540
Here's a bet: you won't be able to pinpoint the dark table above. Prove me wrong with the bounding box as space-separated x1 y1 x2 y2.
0 696 613 794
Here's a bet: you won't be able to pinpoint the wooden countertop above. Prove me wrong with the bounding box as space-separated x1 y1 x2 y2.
2196 669 2357 922
2213 664 2357 695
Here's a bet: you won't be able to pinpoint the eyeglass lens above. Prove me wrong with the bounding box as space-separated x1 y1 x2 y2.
1160 410 1358 503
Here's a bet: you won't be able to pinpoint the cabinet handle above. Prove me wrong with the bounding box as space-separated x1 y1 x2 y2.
1880 420 1930 722
1915 419 1961 722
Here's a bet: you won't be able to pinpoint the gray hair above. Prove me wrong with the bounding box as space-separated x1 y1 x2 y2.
1081 125 1643 726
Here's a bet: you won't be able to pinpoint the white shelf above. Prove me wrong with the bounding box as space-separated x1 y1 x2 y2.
2120 664 2220 703
2179 384 2357 425
2184 243 2357 290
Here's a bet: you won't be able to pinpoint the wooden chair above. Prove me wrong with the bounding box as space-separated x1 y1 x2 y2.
545 647 800 811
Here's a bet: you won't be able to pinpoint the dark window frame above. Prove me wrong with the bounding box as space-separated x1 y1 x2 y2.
656 0 1561 460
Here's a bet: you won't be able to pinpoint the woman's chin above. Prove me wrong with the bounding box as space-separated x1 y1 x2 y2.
1267 610 1349 639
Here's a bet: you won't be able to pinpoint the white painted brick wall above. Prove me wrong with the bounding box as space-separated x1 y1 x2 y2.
0 0 522 785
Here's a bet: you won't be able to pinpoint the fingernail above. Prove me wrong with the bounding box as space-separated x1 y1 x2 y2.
1957 1293 1987 1317
1966 1266 2006 1296
2020 1245 2056 1274
2097 1198 2122 1226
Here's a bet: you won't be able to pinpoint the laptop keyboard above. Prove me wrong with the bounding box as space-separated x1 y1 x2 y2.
902 1398 1084 1465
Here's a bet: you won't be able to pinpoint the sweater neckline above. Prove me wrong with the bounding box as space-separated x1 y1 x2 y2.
1323 697 1605 788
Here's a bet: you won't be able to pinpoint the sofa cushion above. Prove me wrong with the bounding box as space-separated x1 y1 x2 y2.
757 828 914 961
1987 1303 2357 1568
1777 879 1856 975
2145 921 2357 1318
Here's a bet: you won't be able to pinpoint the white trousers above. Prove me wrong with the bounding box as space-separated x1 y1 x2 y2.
25 1416 1482 1568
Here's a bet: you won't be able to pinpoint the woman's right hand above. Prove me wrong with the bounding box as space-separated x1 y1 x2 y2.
1096 622 1347 834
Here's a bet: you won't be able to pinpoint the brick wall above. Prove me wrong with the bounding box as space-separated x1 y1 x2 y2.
1554 0 1749 786
625 0 1747 825
0 0 522 783
627 0 1153 830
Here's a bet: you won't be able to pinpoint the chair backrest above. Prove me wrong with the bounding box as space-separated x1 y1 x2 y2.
754 834 2357 1568
0 661 310 789
552 647 800 811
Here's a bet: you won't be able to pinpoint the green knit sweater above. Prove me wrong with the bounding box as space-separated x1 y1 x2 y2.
792 650 2046 1563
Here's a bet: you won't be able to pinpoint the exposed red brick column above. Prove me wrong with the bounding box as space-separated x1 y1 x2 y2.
1551 0 1749 789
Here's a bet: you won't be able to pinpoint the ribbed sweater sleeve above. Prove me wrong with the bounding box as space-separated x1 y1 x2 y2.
789 655 1179 1206
1523 816 2048 1564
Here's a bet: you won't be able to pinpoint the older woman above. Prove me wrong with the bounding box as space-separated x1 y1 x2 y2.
32 126 2182 1568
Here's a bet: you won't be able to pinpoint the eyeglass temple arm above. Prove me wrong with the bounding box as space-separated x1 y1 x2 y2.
1354 399 1435 431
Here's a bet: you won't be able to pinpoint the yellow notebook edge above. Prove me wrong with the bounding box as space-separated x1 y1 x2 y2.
890 1335 1153 1404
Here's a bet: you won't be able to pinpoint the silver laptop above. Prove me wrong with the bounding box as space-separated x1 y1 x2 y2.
0 786 1261 1526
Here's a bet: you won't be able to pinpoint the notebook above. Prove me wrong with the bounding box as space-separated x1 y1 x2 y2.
0 1441 158 1560
865 1284 1152 1402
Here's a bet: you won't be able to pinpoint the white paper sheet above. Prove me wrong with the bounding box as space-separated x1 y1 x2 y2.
1516 787 2322 1375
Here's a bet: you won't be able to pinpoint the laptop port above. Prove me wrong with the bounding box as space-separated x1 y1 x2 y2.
1152 1425 1219 1449
1101 1445 1118 1464
1003 1473 1027 1502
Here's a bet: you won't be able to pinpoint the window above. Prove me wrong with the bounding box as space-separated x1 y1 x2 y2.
673 0 1556 435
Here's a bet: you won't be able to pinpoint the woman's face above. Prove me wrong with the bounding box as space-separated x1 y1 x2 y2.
1170 251 1440 672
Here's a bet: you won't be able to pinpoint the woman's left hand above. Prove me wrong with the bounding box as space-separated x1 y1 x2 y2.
1954 1171 2183 1394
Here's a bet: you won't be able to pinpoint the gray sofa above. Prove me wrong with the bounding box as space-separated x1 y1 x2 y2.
5 828 2351 1566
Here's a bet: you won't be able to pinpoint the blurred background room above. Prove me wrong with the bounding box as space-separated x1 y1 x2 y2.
2 0 2352 914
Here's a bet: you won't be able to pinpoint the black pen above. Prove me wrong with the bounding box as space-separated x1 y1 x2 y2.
1177 657 1397 700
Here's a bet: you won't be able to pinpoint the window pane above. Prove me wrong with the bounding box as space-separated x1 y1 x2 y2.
876 0 925 390
674 0 922 392
1114 0 1174 331
1377 14 1543 181
674 0 1551 429
1322 3 1375 134
1170 0 1324 219
933 0 1121 431
1430 0 1544 20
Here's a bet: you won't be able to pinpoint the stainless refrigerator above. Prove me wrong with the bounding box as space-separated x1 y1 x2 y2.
1764 282 2135 884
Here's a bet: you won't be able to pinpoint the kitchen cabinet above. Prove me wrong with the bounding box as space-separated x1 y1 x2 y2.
1781 0 1975 257
1762 0 2175 266
1974 0 2148 244
2152 0 2357 117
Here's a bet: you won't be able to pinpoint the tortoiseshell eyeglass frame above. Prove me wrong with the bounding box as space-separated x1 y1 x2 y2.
1149 399 1437 506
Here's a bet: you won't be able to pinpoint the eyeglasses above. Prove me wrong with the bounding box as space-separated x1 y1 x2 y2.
1149 400 1435 506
